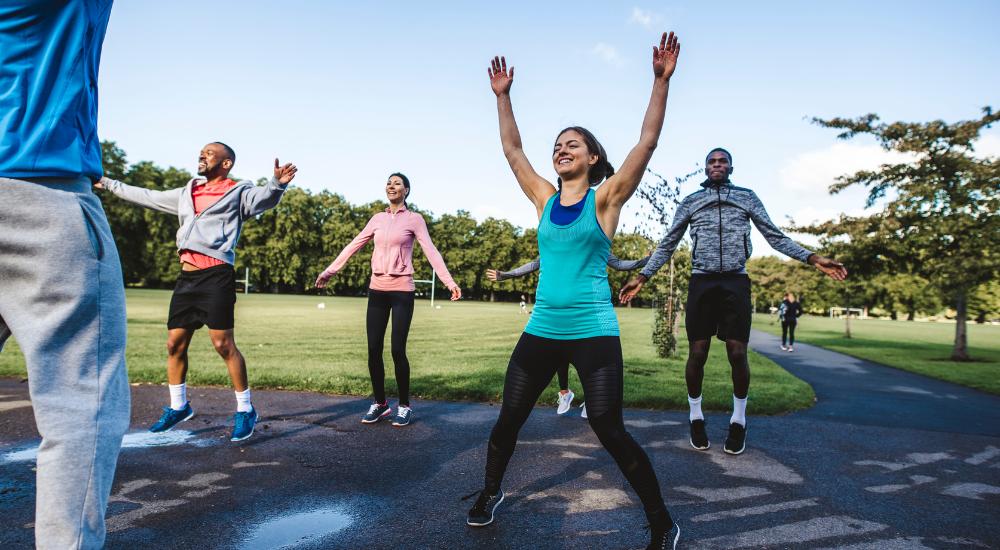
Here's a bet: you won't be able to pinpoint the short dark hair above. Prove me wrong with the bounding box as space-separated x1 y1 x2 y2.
389 172 410 203
212 141 236 164
556 126 615 186
705 147 732 165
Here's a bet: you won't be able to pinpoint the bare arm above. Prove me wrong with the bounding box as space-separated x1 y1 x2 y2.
596 32 681 235
489 56 556 219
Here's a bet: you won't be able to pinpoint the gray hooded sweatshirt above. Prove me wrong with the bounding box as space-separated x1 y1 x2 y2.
640 180 813 279
101 176 287 265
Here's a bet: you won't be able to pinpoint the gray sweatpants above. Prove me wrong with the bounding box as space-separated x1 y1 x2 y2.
0 177 130 549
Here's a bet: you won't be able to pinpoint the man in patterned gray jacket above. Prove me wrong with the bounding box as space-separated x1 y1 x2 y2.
619 147 847 455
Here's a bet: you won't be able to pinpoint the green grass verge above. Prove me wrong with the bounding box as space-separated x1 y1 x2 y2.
753 313 1000 395
0 289 815 414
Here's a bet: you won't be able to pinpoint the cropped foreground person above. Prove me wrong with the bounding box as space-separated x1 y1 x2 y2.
0 2 129 547
315 173 461 427
486 252 650 418
98 144 297 442
467 32 682 550
620 148 847 455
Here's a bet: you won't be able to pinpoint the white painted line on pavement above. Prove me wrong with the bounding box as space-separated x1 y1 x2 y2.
689 498 819 522
624 419 681 428
521 438 600 449
0 399 31 412
814 536 934 549
695 515 887 549
674 485 771 502
965 446 1000 466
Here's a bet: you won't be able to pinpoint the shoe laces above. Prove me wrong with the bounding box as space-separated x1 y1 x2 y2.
397 406 410 418
462 489 496 513
367 403 382 415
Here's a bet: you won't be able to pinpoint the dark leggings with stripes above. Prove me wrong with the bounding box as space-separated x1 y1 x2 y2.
483 333 671 525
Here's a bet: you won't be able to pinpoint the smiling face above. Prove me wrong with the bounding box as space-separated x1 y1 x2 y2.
385 175 408 203
705 150 732 183
197 143 234 177
552 129 599 182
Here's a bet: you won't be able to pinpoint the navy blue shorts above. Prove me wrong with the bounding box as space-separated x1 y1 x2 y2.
167 264 236 330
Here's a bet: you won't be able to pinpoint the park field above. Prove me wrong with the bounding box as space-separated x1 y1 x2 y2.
753 313 1000 395
0 289 814 414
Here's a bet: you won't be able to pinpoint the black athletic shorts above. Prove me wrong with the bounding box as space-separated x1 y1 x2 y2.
685 273 752 343
167 264 236 330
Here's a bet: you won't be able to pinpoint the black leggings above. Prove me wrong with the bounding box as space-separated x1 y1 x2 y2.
484 333 670 523
781 321 796 346
557 364 569 391
366 289 415 405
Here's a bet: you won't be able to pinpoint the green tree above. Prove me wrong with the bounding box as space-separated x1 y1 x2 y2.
801 107 1000 359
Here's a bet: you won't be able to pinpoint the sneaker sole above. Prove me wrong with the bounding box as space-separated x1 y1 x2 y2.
724 430 747 455
361 409 392 424
466 492 504 527
672 524 681 550
230 413 260 442
689 438 710 451
391 418 411 427
150 410 195 433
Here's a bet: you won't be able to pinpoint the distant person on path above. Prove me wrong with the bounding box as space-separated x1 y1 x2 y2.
779 292 803 351
98 144 297 442
0 2 129 547
486 252 651 418
519 294 528 314
315 173 461 427
467 32 682 550
620 147 847 456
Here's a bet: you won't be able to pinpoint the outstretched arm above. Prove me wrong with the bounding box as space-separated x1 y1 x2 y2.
314 217 376 288
597 32 680 231
618 200 691 303
414 217 462 301
488 56 556 219
241 159 297 218
95 177 184 215
606 253 650 271
489 258 541 281
747 191 848 281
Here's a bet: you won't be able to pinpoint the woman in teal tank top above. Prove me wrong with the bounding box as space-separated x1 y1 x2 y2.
466 32 683 550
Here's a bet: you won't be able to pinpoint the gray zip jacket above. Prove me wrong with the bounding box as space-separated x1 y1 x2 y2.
640 180 813 279
101 176 287 265
497 253 650 281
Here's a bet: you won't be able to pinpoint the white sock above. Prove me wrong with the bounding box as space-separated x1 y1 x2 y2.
731 394 748 426
169 383 187 410
688 394 704 421
235 388 252 413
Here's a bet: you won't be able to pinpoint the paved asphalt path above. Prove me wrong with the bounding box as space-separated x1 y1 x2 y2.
1 329 999 549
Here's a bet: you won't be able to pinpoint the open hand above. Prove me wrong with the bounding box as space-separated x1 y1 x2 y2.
486 269 500 282
274 158 298 185
652 31 680 81
450 287 462 301
809 255 848 281
488 56 514 96
618 277 645 304
314 270 333 289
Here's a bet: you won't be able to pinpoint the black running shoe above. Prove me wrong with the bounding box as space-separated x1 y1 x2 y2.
689 419 709 450
724 422 747 455
646 522 680 550
466 488 504 527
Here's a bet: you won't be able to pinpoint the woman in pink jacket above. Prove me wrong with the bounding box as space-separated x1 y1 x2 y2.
315 173 461 427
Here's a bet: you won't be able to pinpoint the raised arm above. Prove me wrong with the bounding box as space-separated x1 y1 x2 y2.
241 159 297 218
596 32 680 224
314 216 377 288
96 177 184 215
413 216 462 300
489 56 556 219
747 191 848 281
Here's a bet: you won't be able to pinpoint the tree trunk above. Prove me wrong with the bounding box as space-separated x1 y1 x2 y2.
907 310 915 321
489 290 494 303
890 311 897 320
951 291 970 361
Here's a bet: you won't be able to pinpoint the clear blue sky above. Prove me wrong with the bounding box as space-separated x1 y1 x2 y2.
97 0 1000 256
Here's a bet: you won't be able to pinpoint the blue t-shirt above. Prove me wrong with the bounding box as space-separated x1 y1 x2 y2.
0 0 113 181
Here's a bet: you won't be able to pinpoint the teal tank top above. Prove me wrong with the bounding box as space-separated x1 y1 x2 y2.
525 189 619 339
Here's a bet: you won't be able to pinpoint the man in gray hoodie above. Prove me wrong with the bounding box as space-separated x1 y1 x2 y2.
98 143 297 442
619 148 847 455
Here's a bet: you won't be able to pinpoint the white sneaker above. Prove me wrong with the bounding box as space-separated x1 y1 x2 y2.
580 403 588 419
556 390 574 415
787 346 794 352
780 345 788 351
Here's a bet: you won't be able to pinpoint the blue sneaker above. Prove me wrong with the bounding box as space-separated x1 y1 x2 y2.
149 402 194 433
361 402 392 424
392 405 413 427
231 406 259 442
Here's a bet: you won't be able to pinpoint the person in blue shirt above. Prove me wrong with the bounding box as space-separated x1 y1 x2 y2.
0 2 129 548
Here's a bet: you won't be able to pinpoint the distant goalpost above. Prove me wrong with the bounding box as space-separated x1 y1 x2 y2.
414 269 438 309
829 307 866 319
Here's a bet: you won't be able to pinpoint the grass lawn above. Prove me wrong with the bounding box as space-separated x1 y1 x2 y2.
753 313 1000 395
0 289 814 414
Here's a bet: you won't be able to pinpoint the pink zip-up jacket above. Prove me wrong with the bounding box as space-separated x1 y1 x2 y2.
322 204 458 292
